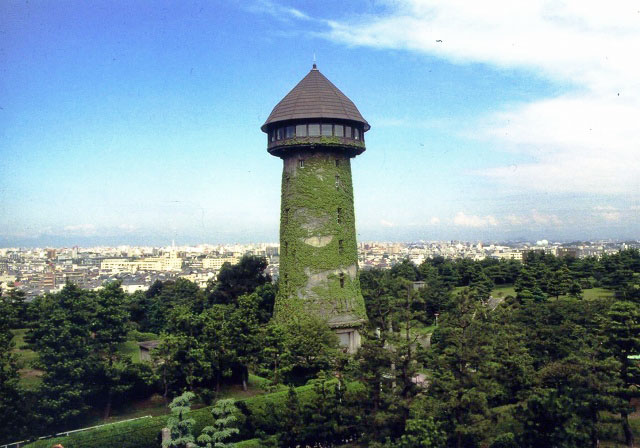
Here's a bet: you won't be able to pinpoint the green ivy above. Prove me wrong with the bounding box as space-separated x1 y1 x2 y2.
276 136 365 148
276 151 367 328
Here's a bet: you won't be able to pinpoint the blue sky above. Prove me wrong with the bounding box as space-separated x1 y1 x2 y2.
1 0 638 247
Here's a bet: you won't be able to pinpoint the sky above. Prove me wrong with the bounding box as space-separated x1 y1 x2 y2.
1 0 639 247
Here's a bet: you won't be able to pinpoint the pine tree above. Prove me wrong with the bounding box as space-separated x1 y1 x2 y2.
278 385 303 447
164 391 196 448
605 300 640 447
29 284 97 433
197 399 239 448
0 291 26 443
92 281 131 419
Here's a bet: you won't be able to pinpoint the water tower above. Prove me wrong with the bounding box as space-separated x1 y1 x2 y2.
261 64 369 352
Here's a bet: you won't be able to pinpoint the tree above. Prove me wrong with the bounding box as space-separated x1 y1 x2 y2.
226 294 262 391
604 300 640 447
149 279 204 332
515 267 537 294
278 385 303 447
426 289 498 448
153 334 186 404
29 284 98 434
273 314 340 384
197 399 239 448
354 329 406 444
547 266 572 299
568 281 583 299
161 306 208 393
164 391 196 448
397 417 447 448
419 277 452 325
92 281 131 419
0 291 27 443
3 286 27 327
207 255 271 306
518 354 621 448
258 321 287 386
201 305 235 394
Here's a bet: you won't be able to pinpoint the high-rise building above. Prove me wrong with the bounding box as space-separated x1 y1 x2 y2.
262 64 369 352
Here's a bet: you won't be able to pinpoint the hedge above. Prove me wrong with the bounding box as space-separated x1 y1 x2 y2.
24 381 364 448
235 438 268 447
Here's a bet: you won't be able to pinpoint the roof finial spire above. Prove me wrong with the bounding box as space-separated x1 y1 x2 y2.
312 52 317 70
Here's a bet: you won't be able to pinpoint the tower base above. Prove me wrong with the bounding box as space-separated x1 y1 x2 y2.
334 327 362 354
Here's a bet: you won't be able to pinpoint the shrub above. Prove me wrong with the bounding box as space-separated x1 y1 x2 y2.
24 381 364 448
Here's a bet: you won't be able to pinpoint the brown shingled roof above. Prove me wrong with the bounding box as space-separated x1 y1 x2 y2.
261 65 370 132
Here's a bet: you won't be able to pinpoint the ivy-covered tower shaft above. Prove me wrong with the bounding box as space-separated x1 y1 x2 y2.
262 64 370 352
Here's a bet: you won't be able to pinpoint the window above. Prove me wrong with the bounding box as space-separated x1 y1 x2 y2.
334 125 344 137
271 130 276 142
299 159 304 168
354 128 360 140
321 124 333 136
276 128 283 140
308 124 320 136
339 273 345 288
345 126 352 139
283 273 288 289
285 175 290 189
339 239 344 255
335 159 340 167
337 207 342 224
284 208 289 225
285 126 295 138
335 174 340 189
296 124 307 137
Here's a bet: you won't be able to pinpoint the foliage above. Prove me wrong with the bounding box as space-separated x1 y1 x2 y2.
28 283 99 434
197 399 239 448
0 289 28 443
17 248 640 447
164 391 196 448
206 255 271 307
276 152 367 325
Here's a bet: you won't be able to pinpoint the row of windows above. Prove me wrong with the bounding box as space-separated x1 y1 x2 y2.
270 123 363 142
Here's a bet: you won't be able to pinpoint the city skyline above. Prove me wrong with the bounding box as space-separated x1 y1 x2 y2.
1 0 639 247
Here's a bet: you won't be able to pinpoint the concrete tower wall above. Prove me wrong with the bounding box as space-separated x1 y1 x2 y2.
276 149 367 331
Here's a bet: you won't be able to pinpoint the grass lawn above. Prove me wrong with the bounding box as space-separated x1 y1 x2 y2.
492 285 516 298
454 284 614 301
412 322 437 336
563 287 614 300
117 340 142 363
67 373 276 430
11 328 43 389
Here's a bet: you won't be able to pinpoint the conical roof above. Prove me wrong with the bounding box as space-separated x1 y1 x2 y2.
261 65 370 132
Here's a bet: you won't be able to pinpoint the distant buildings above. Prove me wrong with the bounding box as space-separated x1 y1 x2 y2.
101 252 183 273
0 240 636 300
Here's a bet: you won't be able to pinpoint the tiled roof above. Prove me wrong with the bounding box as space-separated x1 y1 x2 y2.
261 65 369 132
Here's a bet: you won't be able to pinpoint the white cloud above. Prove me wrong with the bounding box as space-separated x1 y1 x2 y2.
323 0 640 195
506 214 527 226
600 211 622 222
63 224 97 236
247 0 310 21
453 212 498 228
429 216 441 225
531 210 562 226
504 210 562 227
380 219 395 227
594 206 621 222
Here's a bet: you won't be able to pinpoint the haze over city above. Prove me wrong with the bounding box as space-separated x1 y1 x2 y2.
1 0 639 247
